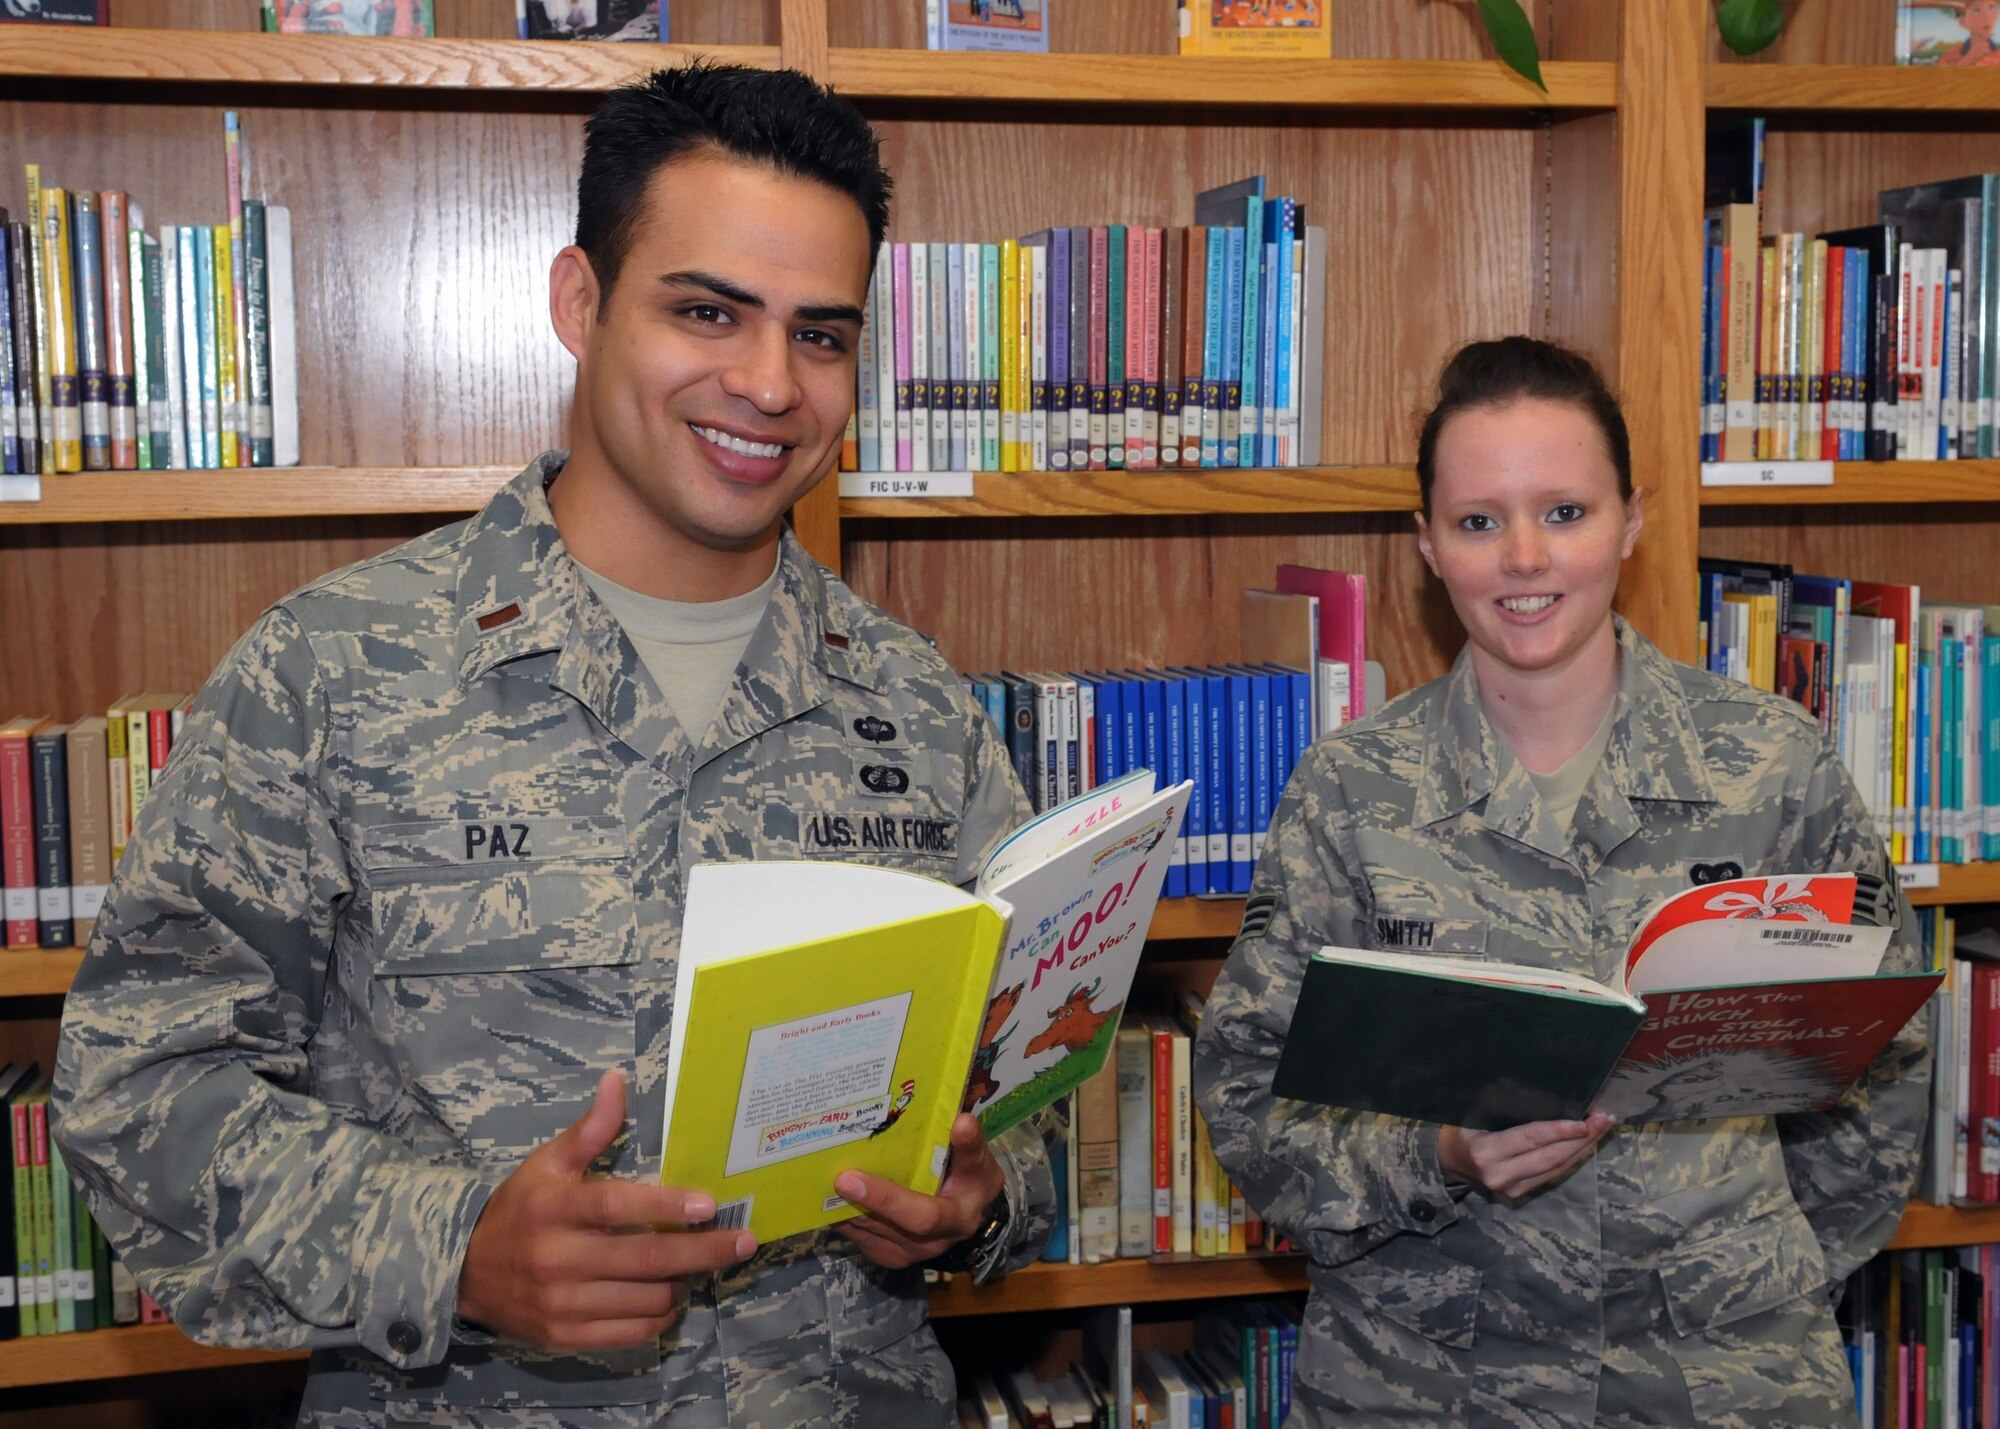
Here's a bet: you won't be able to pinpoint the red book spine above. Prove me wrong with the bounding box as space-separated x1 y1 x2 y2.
1088 226 1108 472
1823 246 1844 461
1141 225 1163 470
148 707 173 776
1979 964 2000 1202
1152 1023 1173 1255
0 732 37 946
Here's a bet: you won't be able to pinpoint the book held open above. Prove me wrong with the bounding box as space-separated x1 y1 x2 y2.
661 769 1190 1241
1273 873 1940 1130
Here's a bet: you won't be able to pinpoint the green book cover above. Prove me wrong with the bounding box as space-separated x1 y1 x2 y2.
70 1176 94 1332
244 199 273 467
0 1062 32 1340
27 1090 55 1335
47 1134 74 1334
128 222 150 471
1273 952 1643 1131
8 1089 32 1338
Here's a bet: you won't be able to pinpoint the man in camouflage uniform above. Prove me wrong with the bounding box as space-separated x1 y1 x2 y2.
53 63 1054 1428
1195 617 1929 1427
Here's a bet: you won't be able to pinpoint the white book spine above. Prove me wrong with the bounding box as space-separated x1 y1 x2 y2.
856 254 880 471
1030 246 1048 472
1171 1031 1192 1256
267 207 298 467
910 243 930 474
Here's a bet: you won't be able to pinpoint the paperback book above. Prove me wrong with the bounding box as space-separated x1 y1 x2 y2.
1274 873 1940 1129
517 0 665 41
1899 1 2000 65
659 770 1189 1241
0 0 105 22
1180 0 1330 57
265 0 434 35
927 0 1048 52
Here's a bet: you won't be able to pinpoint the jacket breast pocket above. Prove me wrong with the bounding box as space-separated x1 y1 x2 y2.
361 816 640 1162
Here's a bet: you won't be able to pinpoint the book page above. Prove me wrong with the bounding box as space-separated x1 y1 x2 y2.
724 992 913 1178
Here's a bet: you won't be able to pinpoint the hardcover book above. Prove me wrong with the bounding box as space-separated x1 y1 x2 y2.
519 0 665 41
1274 873 1940 1129
1181 0 1329 57
927 0 1049 53
268 0 434 34
659 770 1189 1242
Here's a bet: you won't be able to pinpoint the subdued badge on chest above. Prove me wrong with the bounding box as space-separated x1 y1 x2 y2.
1367 911 1489 956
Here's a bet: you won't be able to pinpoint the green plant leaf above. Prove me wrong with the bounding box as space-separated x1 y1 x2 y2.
1715 0 1785 55
1475 0 1546 92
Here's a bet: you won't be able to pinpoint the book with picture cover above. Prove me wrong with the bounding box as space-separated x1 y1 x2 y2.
0 0 105 21
266 0 434 33
927 0 1049 52
660 769 1189 1242
1180 0 1329 56
518 0 664 39
1899 1 2000 64
1274 873 1941 1129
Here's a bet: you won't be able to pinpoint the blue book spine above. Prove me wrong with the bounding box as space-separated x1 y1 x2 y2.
1916 654 1933 863
1119 672 1143 777
1141 673 1165 799
1202 670 1228 872
946 242 966 471
1702 243 1721 462
1237 195 1262 469
176 226 204 468
1219 227 1245 468
1986 636 2000 860
1263 666 1288 841
1272 197 1297 467
0 224 14 474
1201 234 1227 467
1698 571 1729 675
1091 674 1119 786
978 679 1007 742
1041 1130 1070 1263
1175 669 1209 896
1164 677 1187 898
1850 249 1870 462
1050 228 1071 471
1003 676 1036 803
1226 671 1252 892
981 242 1001 470
1245 668 1274 865
192 226 221 470
1284 666 1310 786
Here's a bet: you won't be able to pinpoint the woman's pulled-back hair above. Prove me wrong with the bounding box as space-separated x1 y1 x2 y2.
1415 336 1632 515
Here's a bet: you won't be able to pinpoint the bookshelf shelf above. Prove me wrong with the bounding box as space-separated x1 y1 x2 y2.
928 1255 1308 1319
1886 1202 2000 1251
0 948 83 1000
827 51 1615 112
1150 899 1247 941
1706 63 2000 115
1915 865 2000 907
0 28 779 93
1699 461 2000 507
839 466 1420 520
0 468 514 525
0 1324 304 1392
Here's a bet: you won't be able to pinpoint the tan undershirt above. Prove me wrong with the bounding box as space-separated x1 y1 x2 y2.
576 559 780 742
1523 699 1618 833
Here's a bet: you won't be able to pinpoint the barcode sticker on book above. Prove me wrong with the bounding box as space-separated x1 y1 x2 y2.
710 1198 753 1233
1756 926 1857 947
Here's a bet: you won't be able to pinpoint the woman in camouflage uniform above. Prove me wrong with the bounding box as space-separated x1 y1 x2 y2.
1193 337 1930 1427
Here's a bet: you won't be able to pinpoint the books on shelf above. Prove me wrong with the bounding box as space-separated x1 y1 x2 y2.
264 0 435 34
1179 0 1330 57
844 188 1325 477
927 0 1049 53
658 771 1187 1243
1898 2 2000 65
516 0 667 41
6 121 300 484
0 0 105 23
1273 873 1937 1129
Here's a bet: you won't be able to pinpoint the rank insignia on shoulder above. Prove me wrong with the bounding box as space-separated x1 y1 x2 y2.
475 601 523 633
1240 893 1278 940
822 630 851 650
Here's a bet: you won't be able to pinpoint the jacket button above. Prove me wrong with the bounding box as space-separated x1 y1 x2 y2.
387 1320 423 1355
1409 1200 1436 1224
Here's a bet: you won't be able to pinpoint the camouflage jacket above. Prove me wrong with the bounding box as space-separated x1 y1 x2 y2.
1194 618 1930 1427
53 455 1055 1428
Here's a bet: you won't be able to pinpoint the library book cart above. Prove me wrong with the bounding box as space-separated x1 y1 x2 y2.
5 0 2000 1419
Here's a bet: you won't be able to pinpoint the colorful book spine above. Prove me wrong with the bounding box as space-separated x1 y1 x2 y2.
28 1094 54 1336
1000 237 1020 471
980 241 1001 470
71 191 111 471
927 240 949 471
1236 195 1263 470
212 224 239 468
244 199 274 467
1028 238 1049 471
28 725 70 950
0 223 15 475
1089 224 1110 471
945 241 966 472
1219 225 1246 467
39 184 82 472
1142 226 1162 469
176 227 206 467
1105 224 1125 471
909 241 930 474
8 220 39 476
1274 198 1299 466
855 247 879 472
157 226 184 470
873 242 896 474
126 214 150 470
1159 227 1184 468
892 242 913 473
1068 226 1090 473
193 226 222 469
1048 228 1070 471
101 191 138 470
225 111 251 469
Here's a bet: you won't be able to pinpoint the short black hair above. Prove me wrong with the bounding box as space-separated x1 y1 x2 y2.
1415 336 1632 516
576 61 892 310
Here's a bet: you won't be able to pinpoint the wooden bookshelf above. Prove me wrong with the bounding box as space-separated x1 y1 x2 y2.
1887 1202 2000 1252
1700 461 2000 507
0 1323 305 1392
840 466 1421 520
0 28 779 93
0 468 514 525
927 1254 1308 1319
1706 62 2000 114
0 948 83 1000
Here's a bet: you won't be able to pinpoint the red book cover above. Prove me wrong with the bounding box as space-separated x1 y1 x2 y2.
1087 226 1108 471
0 718 47 947
1275 564 1368 718
1141 226 1163 471
1124 226 1145 471
1181 227 1207 467
1152 1018 1172 1254
148 705 173 775
1823 244 1845 461
1978 962 2000 1202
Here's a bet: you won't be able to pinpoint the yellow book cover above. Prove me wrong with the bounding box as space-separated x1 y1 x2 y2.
1000 236 1020 472
41 187 82 473
123 700 150 830
104 698 131 868
1895 638 1911 863
1758 240 1778 460
212 227 239 469
1015 242 1034 471
1186 0 1330 57
662 770 1190 1244
662 862 1002 1244
23 165 57 477
1226 1168 1247 1256
1192 1104 1216 1258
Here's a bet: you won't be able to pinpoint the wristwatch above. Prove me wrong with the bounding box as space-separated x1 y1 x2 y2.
931 1189 1011 1274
